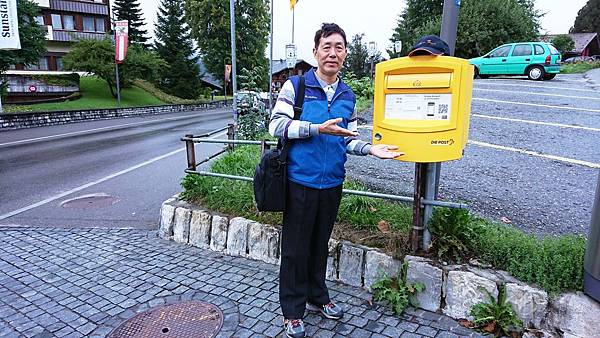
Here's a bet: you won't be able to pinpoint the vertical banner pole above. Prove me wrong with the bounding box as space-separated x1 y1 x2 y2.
229 0 238 125
115 63 121 108
269 0 274 114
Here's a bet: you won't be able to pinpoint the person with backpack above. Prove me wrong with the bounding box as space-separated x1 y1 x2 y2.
268 23 402 338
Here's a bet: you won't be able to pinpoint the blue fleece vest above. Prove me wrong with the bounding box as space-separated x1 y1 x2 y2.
287 69 356 189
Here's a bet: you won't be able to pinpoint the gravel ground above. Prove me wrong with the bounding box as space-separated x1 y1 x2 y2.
346 72 600 236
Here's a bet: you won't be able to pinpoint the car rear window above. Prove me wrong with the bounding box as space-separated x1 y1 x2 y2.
548 44 560 55
534 44 545 55
512 44 532 56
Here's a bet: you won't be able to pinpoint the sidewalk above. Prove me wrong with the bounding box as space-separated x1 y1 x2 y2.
585 68 600 87
0 227 483 338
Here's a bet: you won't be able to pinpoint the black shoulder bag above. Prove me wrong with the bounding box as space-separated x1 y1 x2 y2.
253 76 305 212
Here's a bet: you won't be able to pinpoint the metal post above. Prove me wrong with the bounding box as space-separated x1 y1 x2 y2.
269 0 273 114
227 124 235 151
185 133 196 171
115 63 121 108
292 7 295 44
584 172 600 302
422 0 461 250
229 0 238 124
0 94 3 114
411 163 426 252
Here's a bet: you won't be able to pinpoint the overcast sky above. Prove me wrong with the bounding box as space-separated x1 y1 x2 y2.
135 0 589 63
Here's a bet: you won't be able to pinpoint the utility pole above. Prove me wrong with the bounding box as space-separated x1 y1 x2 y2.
229 0 238 123
421 0 460 251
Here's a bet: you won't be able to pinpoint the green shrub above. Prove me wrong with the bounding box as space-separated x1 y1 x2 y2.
371 262 425 315
470 285 523 336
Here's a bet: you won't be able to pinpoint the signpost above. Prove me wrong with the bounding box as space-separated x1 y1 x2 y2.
114 20 129 108
0 0 21 114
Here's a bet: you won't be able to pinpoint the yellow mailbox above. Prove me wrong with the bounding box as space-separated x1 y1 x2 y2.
372 56 474 162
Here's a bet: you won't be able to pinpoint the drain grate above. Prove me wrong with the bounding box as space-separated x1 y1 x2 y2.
60 194 119 210
107 300 223 338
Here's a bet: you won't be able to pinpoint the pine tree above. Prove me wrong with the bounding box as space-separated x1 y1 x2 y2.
154 0 201 99
113 0 149 46
571 0 600 35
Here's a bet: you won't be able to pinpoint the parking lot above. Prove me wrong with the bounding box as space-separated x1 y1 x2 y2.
350 72 600 235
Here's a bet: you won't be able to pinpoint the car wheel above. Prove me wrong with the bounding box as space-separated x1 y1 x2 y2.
543 73 556 80
527 66 545 81
479 74 490 79
473 67 479 79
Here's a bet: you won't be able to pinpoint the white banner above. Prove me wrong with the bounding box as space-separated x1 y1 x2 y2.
0 0 21 50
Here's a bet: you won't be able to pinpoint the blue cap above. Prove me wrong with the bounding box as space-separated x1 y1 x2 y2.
408 35 450 56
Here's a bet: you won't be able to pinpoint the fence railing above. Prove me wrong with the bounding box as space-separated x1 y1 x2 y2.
182 125 469 251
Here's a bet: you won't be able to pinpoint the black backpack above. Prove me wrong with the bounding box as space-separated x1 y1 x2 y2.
253 76 305 212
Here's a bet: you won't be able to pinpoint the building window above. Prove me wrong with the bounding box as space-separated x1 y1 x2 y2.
83 17 95 31
34 15 44 26
56 57 63 71
51 14 62 29
63 15 75 30
95 18 105 32
25 58 49 71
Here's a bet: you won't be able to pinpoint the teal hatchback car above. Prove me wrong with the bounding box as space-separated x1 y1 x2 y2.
469 42 561 80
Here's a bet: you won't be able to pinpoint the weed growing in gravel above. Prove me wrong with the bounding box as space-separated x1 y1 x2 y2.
560 61 600 74
429 208 483 263
371 262 425 315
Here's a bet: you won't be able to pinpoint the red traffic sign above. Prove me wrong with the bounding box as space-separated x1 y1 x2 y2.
28 85 37 92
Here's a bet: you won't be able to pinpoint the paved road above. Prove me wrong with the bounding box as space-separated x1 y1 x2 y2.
0 108 232 229
0 227 482 338
349 73 600 235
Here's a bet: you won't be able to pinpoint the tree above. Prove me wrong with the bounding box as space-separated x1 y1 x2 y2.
389 0 541 59
0 0 46 76
571 0 600 35
113 0 149 46
154 0 202 99
344 34 369 78
63 38 166 97
185 0 270 91
551 35 575 56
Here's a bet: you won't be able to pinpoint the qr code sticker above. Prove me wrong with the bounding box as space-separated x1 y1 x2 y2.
438 104 449 115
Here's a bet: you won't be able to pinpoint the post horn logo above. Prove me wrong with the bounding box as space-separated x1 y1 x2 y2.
412 80 422 87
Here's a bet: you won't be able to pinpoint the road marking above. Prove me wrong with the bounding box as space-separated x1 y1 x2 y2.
0 111 223 147
468 140 600 169
475 81 599 93
0 131 227 220
357 125 598 168
472 114 600 132
474 88 600 101
473 98 600 113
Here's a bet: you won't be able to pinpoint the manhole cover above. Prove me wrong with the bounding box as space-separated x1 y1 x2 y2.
61 193 119 209
107 300 223 338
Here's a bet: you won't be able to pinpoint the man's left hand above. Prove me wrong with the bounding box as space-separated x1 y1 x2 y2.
369 144 404 159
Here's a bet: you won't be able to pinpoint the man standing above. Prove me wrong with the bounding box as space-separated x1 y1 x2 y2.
269 23 402 338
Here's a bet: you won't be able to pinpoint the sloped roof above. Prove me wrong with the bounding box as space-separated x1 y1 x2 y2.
196 59 222 89
569 33 599 53
270 59 315 75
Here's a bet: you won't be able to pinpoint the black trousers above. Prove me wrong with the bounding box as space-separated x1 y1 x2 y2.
279 180 343 319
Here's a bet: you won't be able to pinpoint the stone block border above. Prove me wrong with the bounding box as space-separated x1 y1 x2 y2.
0 100 231 130
159 196 600 337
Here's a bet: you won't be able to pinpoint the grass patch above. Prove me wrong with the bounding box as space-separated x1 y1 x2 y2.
355 96 372 113
3 76 166 113
560 61 600 74
133 79 230 104
181 145 586 295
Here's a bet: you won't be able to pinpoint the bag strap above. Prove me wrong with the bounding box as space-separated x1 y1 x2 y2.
279 76 305 160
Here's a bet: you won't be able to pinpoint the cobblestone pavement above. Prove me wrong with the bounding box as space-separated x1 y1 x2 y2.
0 227 484 338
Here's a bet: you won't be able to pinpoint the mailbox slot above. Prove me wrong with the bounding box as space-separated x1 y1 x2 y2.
386 73 452 89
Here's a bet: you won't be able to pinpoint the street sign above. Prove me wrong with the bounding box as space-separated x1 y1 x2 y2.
368 41 377 57
28 85 37 93
285 44 296 69
0 0 20 50
394 41 402 54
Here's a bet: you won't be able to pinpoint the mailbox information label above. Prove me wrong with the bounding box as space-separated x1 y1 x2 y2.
384 94 452 120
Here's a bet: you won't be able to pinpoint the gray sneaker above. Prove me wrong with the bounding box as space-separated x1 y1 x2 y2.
306 301 344 320
284 318 306 338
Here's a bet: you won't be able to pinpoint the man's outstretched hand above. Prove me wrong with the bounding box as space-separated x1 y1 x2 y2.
318 118 358 137
369 144 404 159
